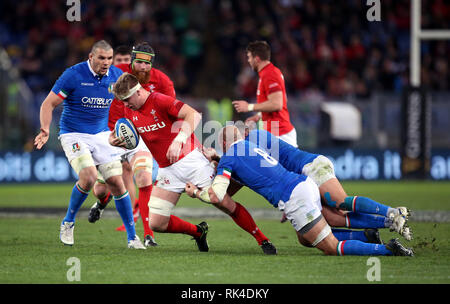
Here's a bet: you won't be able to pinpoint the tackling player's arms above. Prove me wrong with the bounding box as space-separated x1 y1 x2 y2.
191 175 230 204
34 91 64 149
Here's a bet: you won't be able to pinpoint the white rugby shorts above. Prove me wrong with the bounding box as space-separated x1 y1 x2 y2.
277 128 298 148
155 149 215 193
277 176 322 232
59 131 123 166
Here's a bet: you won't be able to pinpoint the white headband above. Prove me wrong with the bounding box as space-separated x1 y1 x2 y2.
118 82 142 100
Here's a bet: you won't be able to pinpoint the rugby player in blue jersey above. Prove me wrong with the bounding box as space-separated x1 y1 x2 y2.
186 126 414 256
34 40 145 249
243 127 412 241
202 126 412 243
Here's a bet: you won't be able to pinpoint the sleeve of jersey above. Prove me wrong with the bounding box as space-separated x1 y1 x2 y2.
216 156 233 180
167 97 185 118
263 73 283 95
51 68 75 100
108 99 125 130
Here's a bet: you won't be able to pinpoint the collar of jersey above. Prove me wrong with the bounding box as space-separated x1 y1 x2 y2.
87 59 109 77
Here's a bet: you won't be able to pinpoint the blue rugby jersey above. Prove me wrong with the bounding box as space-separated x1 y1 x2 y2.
51 60 123 135
216 140 307 207
246 129 319 174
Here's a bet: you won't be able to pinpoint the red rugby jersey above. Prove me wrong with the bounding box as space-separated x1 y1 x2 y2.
257 63 294 136
124 92 200 168
108 64 176 130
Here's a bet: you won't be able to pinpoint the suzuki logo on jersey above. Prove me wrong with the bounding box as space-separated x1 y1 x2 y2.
137 121 166 133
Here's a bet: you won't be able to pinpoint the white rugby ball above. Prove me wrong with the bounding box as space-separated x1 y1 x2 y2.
115 118 140 149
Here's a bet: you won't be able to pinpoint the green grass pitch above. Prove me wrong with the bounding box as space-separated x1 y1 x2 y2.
0 181 449 284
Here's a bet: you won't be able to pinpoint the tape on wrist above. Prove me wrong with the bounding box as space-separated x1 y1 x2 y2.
193 189 199 198
174 131 188 144
247 104 255 111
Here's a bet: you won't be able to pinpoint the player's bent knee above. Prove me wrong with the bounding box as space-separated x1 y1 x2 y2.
302 155 336 187
148 214 169 232
93 181 108 198
98 160 123 181
296 233 313 247
296 214 328 247
315 233 339 256
148 196 174 217
77 166 97 189
133 156 152 176
321 206 346 227
310 224 332 247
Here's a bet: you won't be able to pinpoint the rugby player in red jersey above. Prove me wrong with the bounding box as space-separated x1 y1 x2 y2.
232 40 298 147
89 43 175 247
109 72 277 254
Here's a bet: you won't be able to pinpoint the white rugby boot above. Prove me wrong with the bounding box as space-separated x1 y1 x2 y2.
128 235 146 249
60 221 75 246
389 207 412 241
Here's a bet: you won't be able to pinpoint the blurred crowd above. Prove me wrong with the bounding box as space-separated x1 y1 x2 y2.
223 0 450 100
0 0 449 102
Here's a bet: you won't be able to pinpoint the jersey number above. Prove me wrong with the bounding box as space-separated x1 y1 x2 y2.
253 148 278 165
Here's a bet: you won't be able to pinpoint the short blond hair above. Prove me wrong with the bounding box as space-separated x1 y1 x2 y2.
112 72 139 100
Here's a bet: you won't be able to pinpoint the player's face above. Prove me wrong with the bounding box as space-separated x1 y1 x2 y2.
90 48 113 76
133 60 152 84
133 60 152 72
113 54 131 66
122 90 143 111
247 51 258 72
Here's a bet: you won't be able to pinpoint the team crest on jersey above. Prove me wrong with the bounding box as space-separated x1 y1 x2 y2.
150 109 158 121
108 83 114 94
72 143 81 153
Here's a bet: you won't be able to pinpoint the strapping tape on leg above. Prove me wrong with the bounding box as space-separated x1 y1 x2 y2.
302 155 336 187
70 154 95 175
98 160 123 181
132 156 153 177
148 196 174 217
311 224 332 247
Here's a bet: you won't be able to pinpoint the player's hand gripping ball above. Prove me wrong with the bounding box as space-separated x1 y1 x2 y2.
114 118 140 149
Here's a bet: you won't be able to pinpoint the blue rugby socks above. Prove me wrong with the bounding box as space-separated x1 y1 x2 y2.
331 228 370 242
62 183 89 224
114 191 136 242
336 240 392 256
344 212 390 228
339 196 397 217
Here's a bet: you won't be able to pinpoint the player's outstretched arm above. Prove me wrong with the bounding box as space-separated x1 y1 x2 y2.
34 91 63 149
232 91 283 113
